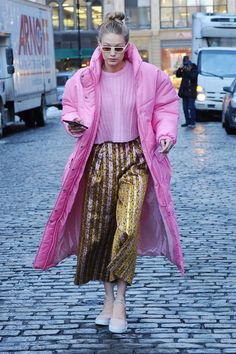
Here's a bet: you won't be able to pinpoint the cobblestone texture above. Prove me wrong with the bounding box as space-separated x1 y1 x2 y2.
0 108 236 353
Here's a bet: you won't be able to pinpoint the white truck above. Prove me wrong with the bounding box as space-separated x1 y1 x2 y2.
0 0 57 137
192 12 236 119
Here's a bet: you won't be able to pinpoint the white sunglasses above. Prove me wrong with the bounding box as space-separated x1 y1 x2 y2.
99 43 128 53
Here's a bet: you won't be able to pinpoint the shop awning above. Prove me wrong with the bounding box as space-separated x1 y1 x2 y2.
55 48 94 60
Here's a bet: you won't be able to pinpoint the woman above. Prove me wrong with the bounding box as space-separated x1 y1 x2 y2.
34 12 184 334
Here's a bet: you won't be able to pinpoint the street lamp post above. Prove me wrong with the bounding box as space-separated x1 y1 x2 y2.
77 0 82 68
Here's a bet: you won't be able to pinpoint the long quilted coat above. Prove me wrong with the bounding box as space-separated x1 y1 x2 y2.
33 43 184 274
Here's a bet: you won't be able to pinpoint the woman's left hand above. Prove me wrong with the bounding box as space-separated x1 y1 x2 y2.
159 138 173 154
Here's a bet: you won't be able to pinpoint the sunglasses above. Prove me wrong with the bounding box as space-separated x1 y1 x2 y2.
100 43 128 53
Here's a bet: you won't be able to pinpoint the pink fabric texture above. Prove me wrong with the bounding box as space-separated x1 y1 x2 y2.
33 43 184 274
95 60 138 143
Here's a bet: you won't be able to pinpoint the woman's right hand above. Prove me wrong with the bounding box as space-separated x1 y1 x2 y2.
68 118 87 136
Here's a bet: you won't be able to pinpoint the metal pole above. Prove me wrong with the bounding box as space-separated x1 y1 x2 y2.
77 0 82 68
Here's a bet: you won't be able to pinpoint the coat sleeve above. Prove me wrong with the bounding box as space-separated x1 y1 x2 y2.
61 72 84 137
175 67 183 78
152 70 180 145
185 66 198 81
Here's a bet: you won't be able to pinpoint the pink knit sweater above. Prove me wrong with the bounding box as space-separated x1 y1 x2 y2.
95 61 139 144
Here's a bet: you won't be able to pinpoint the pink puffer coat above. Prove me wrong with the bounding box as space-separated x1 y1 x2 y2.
33 43 184 274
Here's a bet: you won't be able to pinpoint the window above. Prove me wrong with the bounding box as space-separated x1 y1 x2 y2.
160 0 227 28
125 0 151 29
174 0 187 5
77 1 87 30
199 50 236 77
161 7 173 28
139 49 149 62
48 0 103 31
174 6 187 27
63 0 75 30
48 1 59 30
161 0 172 5
92 1 102 28
214 4 227 13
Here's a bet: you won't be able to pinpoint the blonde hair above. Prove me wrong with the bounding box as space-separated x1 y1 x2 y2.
98 12 129 44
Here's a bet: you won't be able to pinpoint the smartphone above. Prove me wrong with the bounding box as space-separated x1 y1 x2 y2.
63 120 88 129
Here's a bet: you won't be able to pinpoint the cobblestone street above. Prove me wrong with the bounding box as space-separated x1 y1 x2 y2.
1 109 236 354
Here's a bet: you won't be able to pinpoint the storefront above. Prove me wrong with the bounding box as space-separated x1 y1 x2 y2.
160 34 192 88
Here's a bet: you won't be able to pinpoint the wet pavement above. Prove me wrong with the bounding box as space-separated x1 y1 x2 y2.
0 108 236 353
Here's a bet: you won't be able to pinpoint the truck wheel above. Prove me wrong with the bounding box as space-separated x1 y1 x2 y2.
23 110 35 128
35 96 46 127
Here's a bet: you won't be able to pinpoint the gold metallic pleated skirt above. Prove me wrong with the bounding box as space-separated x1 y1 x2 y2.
74 138 148 285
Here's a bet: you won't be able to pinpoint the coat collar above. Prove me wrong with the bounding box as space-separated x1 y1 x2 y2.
88 42 143 82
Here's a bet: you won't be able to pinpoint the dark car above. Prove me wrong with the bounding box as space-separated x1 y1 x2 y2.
222 78 236 134
56 71 76 108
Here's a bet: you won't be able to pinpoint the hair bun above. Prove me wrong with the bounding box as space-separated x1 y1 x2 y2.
105 12 125 23
98 11 129 43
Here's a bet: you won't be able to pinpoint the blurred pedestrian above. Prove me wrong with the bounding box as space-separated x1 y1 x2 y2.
176 55 198 128
34 12 184 334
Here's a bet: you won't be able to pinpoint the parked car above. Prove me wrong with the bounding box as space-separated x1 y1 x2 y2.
222 78 236 134
56 71 76 108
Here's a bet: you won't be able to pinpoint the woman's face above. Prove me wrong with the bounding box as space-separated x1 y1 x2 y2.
99 33 128 72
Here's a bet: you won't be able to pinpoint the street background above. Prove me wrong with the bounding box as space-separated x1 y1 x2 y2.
0 109 236 353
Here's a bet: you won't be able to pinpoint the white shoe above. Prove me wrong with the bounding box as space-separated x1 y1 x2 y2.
95 296 114 326
109 298 128 333
95 314 111 326
109 318 128 333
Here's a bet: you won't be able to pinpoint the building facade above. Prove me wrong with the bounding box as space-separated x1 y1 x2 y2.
46 1 103 70
46 0 236 73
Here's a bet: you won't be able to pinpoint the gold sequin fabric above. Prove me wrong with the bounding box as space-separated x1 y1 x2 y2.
74 138 148 286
